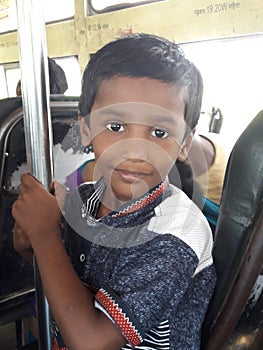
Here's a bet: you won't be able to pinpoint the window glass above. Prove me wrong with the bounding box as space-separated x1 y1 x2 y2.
44 0 75 23
90 0 156 12
55 56 81 96
0 0 74 34
0 65 8 98
0 0 17 33
5 65 20 96
2 56 81 98
181 35 263 154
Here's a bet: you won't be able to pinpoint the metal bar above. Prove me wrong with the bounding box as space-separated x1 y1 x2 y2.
15 1 53 349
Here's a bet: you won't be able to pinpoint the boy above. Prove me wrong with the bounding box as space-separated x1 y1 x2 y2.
13 33 216 350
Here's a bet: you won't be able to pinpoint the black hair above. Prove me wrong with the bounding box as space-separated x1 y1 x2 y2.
48 58 68 94
79 33 203 131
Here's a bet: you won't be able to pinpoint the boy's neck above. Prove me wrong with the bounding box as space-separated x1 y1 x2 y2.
96 188 126 218
96 202 112 218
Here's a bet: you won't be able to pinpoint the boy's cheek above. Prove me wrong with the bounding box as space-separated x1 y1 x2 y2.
153 159 175 180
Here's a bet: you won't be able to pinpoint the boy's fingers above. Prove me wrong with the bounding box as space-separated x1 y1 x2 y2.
20 173 43 192
53 181 64 192
49 180 55 189
50 181 62 195
14 222 22 234
22 172 42 184
12 200 20 222
49 181 55 195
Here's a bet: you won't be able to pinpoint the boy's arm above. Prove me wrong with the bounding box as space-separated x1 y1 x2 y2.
12 173 126 350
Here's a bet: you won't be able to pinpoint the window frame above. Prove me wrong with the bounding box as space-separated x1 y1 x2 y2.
88 0 165 14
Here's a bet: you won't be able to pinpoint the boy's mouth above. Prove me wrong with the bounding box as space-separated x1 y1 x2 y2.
114 169 149 183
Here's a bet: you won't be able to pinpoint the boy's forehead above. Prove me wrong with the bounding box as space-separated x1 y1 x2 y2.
92 76 186 118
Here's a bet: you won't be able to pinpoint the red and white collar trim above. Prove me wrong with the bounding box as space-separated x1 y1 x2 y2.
111 179 169 218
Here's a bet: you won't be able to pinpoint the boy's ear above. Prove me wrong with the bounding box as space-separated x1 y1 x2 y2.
177 130 195 162
78 114 91 146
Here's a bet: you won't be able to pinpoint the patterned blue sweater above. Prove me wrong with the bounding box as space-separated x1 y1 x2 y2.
54 178 216 349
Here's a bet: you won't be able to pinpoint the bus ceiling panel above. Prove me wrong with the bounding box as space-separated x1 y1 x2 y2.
85 0 263 53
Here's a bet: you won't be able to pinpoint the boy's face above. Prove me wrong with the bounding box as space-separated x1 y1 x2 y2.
87 76 191 204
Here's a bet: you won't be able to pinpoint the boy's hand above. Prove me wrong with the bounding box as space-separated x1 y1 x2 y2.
49 180 68 211
12 173 62 242
13 222 34 264
13 221 32 252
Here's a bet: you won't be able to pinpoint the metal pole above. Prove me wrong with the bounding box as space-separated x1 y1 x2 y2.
16 1 52 349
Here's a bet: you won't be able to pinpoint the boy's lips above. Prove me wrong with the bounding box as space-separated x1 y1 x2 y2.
114 168 149 183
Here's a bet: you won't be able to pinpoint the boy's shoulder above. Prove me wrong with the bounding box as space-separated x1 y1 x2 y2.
150 184 214 269
156 183 208 221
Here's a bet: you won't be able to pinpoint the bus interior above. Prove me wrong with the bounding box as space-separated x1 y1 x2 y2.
0 1 262 349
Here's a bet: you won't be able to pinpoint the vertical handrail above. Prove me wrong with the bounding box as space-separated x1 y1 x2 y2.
15 1 52 349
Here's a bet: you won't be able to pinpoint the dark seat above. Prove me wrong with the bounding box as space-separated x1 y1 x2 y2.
0 98 33 301
0 96 80 347
201 110 263 349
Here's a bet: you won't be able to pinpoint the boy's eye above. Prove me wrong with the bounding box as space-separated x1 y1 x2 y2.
106 123 125 132
151 128 169 139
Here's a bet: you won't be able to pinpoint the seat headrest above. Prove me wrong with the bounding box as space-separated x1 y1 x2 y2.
218 110 263 229
0 97 22 124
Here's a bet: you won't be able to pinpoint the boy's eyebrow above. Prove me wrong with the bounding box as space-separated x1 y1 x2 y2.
151 114 181 126
94 106 183 127
96 107 126 118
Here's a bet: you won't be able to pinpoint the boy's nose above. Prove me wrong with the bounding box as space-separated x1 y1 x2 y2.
121 138 150 161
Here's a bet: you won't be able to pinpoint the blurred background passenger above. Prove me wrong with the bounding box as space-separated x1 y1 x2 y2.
190 132 227 205
16 57 68 96
189 131 227 232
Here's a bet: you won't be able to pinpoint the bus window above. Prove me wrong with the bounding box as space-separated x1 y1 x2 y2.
0 65 8 98
1 56 81 98
181 34 263 156
54 56 81 96
0 0 17 33
89 0 162 13
3 63 20 97
44 0 75 23
0 0 74 34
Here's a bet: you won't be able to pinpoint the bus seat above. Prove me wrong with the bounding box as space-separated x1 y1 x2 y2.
0 96 79 347
0 97 33 348
201 110 263 349
0 98 31 298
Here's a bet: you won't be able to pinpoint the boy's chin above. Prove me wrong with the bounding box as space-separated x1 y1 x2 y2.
112 179 157 203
